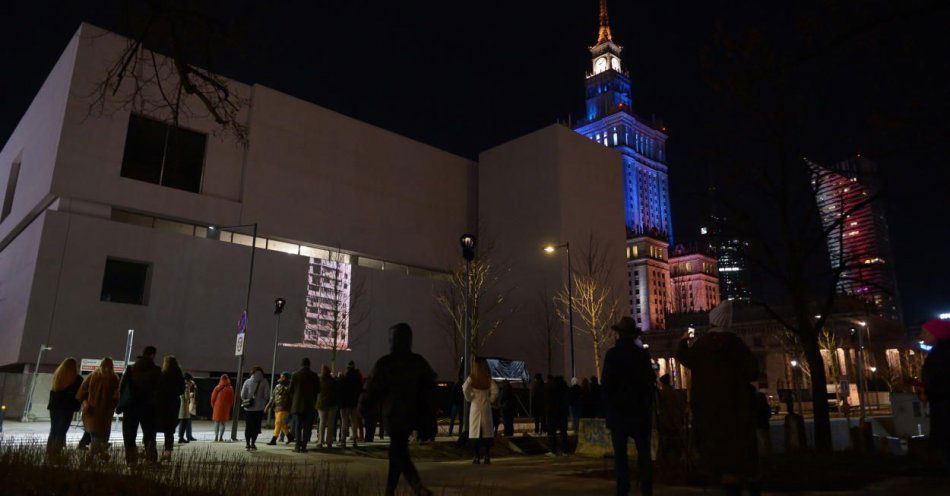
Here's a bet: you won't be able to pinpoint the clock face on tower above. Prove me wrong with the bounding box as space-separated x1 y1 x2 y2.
594 57 608 74
611 57 621 71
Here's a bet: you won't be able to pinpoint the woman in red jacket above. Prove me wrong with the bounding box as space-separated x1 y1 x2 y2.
211 375 234 442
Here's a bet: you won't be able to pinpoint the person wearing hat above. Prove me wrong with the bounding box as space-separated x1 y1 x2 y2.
676 301 760 496
921 319 950 471
602 316 656 496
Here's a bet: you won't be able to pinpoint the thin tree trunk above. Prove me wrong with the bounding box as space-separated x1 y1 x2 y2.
803 336 833 452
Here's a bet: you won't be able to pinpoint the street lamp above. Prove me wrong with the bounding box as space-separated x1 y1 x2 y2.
544 242 575 379
210 222 259 440
22 345 53 422
270 298 286 395
460 234 476 435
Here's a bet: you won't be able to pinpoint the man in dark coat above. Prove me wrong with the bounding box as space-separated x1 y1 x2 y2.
602 317 656 496
656 374 687 470
530 373 546 434
500 381 517 437
287 357 320 452
118 345 162 466
676 301 760 495
364 323 436 496
545 376 570 455
921 319 950 472
340 361 363 447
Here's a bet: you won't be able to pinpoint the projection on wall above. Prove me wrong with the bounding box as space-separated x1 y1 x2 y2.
282 256 352 350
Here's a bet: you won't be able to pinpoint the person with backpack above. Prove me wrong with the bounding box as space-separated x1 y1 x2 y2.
241 366 271 451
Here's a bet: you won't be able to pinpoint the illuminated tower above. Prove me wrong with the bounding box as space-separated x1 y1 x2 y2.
574 0 673 243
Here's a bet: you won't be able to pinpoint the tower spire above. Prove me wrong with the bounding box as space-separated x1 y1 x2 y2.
597 0 613 44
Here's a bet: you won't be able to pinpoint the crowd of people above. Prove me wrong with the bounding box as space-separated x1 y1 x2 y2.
42 311 950 496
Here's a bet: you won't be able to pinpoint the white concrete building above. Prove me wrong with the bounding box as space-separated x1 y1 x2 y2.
0 25 629 415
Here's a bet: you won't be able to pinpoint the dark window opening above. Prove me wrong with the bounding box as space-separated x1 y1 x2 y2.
101 258 151 305
2 160 21 222
120 115 206 193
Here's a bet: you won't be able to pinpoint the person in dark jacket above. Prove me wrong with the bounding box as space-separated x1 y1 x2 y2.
364 323 436 496
157 356 185 461
546 376 570 455
448 381 465 436
317 365 339 448
118 345 162 466
676 302 760 496
588 376 604 418
500 381 517 437
530 373 546 435
358 375 379 442
656 374 687 470
921 319 950 472
567 378 582 432
340 361 363 447
287 357 320 453
47 357 82 456
603 317 656 496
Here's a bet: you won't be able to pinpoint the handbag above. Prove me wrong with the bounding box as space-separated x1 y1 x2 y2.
242 379 262 409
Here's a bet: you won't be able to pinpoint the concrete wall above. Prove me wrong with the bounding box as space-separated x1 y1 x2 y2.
477 125 628 379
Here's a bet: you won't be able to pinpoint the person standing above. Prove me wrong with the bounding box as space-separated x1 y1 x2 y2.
340 361 363 448
464 357 499 464
358 375 378 442
603 317 657 496
921 319 950 472
157 356 185 461
118 346 162 465
546 376 570 456
241 366 270 451
364 323 436 496
676 301 760 496
567 377 582 433
266 372 292 445
47 357 82 456
288 357 320 452
447 381 465 436
316 365 339 448
656 374 687 471
210 375 234 442
76 357 119 461
178 373 197 443
588 376 604 418
500 381 517 437
530 373 546 435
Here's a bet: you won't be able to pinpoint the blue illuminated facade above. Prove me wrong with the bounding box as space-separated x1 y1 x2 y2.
573 9 673 245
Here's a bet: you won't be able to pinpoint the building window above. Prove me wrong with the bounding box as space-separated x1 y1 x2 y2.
120 114 207 193
100 258 151 305
2 159 21 222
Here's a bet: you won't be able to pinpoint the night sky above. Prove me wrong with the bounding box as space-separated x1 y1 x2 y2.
2 1 947 324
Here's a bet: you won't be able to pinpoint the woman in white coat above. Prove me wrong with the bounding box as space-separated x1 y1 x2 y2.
463 358 498 464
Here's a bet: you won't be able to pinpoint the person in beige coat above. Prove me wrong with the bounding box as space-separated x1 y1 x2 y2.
77 357 120 459
463 357 498 464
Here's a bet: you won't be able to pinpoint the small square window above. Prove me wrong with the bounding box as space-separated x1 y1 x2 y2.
100 258 151 305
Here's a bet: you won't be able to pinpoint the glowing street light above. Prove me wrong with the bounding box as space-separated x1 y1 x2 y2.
790 360 798 368
544 242 574 379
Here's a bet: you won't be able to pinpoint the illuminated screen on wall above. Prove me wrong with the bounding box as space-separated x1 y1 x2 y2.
282 256 352 350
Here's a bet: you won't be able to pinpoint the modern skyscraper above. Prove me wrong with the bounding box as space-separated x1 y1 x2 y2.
701 216 753 302
809 156 902 322
574 0 673 243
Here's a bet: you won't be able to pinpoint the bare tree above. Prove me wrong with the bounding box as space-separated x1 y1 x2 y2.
322 250 368 372
434 240 518 373
87 0 250 144
532 286 561 377
555 233 621 381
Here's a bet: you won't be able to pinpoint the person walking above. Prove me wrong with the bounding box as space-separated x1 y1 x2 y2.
358 375 378 442
500 381 517 437
464 357 499 464
676 301 760 496
922 319 950 472
546 376 570 456
287 357 320 453
364 323 437 496
76 357 119 461
603 317 657 496
265 372 292 445
46 357 82 456
241 366 270 451
118 346 162 466
340 361 363 447
178 373 197 443
530 373 546 435
447 381 465 436
157 356 185 461
210 375 234 442
567 377 582 433
316 365 339 448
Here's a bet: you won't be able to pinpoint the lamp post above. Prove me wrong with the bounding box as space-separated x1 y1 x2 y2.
269 297 286 423
790 359 803 415
854 321 869 422
22 344 53 422
460 234 476 434
210 222 259 441
544 242 575 379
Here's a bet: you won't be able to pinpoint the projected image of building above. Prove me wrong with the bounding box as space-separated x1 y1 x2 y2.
809 156 902 322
